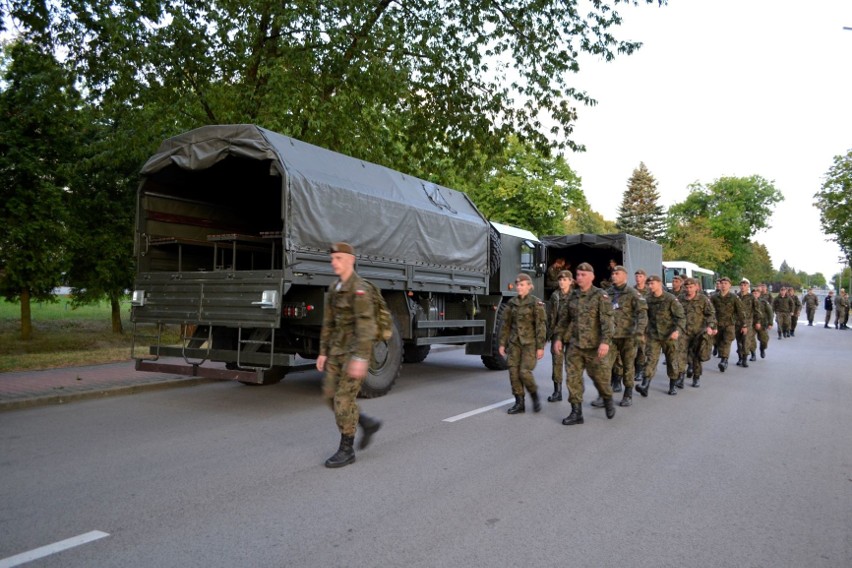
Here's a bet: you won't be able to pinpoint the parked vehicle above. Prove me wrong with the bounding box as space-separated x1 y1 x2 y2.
663 261 716 294
130 125 544 397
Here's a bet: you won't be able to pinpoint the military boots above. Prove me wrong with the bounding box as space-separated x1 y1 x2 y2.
562 404 584 425
692 375 700 388
507 394 525 414
604 397 616 419
358 414 382 450
749 351 757 362
718 358 728 373
530 391 542 413
591 396 605 408
760 347 766 358
635 376 651 397
675 372 685 389
325 434 356 468
668 379 678 395
619 386 633 407
547 382 562 402
611 374 623 393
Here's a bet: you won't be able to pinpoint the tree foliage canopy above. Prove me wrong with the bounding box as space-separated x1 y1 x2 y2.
615 161 666 241
814 149 852 263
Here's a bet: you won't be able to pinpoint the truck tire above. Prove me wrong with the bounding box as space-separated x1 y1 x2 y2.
489 225 502 277
359 318 403 398
481 303 509 370
403 343 431 364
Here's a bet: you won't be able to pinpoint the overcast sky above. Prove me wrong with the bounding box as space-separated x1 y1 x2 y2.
566 0 852 281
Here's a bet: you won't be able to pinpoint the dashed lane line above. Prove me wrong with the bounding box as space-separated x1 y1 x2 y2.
443 398 514 423
0 530 109 568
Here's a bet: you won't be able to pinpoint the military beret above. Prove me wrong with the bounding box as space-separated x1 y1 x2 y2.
740 278 750 285
330 242 355 255
634 269 647 276
515 273 532 283
647 274 662 283
719 276 731 283
683 277 698 286
576 262 594 273
672 274 683 281
557 270 573 280
612 265 627 273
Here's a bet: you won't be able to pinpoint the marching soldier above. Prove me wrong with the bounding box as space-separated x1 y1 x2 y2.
547 270 573 402
773 287 793 338
317 242 383 468
789 288 802 336
633 269 650 385
671 274 686 300
802 288 819 326
636 274 685 397
735 278 760 368
824 290 834 328
553 262 615 425
753 286 773 359
711 277 746 373
677 277 716 388
836 289 849 330
499 273 547 414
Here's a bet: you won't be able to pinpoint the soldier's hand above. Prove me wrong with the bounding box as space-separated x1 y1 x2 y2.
347 358 368 380
553 340 563 354
597 343 609 360
536 348 545 360
499 345 507 357
706 327 716 336
755 323 761 330
316 355 327 372
670 330 679 341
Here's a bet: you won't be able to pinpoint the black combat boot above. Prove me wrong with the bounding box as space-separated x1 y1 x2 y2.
562 404 584 425
357 414 382 450
604 397 616 419
741 355 749 368
620 387 633 407
712 345 718 357
778 330 783 339
611 374 623 393
760 347 766 358
735 356 742 367
591 396 605 407
668 379 678 395
325 435 356 468
824 323 829 328
718 358 728 373
635 376 651 397
547 382 562 402
692 375 701 387
530 391 542 413
507 394 525 414
749 351 757 362
784 330 790 337
675 372 685 389
686 364 694 378
790 329 795 337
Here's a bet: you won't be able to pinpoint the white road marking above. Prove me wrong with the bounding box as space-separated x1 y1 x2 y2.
0 530 109 568
443 398 514 423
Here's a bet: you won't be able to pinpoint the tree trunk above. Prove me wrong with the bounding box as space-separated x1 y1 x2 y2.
111 294 124 334
20 288 32 340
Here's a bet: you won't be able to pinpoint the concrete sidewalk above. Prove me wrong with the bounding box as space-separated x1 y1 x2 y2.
0 360 212 411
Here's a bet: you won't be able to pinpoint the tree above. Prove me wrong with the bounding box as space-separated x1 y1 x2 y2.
740 242 773 285
814 149 852 263
563 206 617 235
662 216 731 270
469 136 585 236
615 162 666 241
0 40 81 340
667 176 783 276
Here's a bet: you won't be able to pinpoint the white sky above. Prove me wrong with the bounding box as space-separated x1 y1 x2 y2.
566 0 852 280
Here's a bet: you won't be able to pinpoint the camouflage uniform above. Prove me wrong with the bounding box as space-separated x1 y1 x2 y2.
678 293 716 381
320 272 378 437
773 294 793 336
605 282 648 390
835 292 849 329
500 293 547 398
736 291 760 362
548 288 571 394
755 293 773 356
711 292 745 362
644 291 685 383
556 286 614 405
802 292 819 325
633 284 651 380
790 292 802 334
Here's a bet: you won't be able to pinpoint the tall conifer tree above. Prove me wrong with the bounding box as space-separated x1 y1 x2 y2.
615 162 666 241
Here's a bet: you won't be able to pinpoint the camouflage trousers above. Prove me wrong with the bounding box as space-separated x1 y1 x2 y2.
551 341 569 387
836 308 848 326
756 326 770 350
714 324 736 358
634 338 648 378
610 337 638 388
736 326 756 358
806 307 816 324
681 332 707 378
507 342 539 397
566 345 613 405
644 336 681 381
776 313 791 333
322 355 365 437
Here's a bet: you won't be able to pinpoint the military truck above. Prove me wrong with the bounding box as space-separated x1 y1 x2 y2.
541 233 663 293
130 125 545 397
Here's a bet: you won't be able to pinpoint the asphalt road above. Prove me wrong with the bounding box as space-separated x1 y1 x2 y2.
1 323 851 567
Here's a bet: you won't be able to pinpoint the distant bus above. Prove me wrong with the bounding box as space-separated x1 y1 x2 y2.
663 261 716 294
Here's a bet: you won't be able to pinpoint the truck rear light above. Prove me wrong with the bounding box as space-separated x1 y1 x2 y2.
131 290 145 306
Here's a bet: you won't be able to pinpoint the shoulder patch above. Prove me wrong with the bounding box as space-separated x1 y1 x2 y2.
601 293 609 299
355 289 367 296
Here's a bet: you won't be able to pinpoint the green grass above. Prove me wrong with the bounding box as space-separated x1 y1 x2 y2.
0 297 177 373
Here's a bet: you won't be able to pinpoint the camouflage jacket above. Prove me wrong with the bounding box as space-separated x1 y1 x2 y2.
319 272 378 360
772 295 794 315
790 293 802 314
548 289 572 340
646 291 685 340
500 294 547 349
556 286 614 349
758 296 774 327
605 283 648 339
802 293 820 311
711 292 746 327
737 291 760 328
678 293 716 336
837 294 850 311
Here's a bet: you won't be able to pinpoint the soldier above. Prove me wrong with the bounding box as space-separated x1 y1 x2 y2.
753 286 773 359
802 288 820 326
317 242 383 469
836 289 849 330
824 290 834 328
546 257 566 290
735 278 760 368
789 288 802 336
553 262 615 425
636 274 685 397
678 277 716 388
711 276 746 373
773 287 793 338
546 270 573 402
671 274 686 300
633 269 650 384
592 265 647 408
499 273 547 414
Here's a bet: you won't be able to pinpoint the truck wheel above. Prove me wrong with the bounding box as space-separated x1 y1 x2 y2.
489 225 502 277
403 343 431 364
359 319 403 398
481 303 509 370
